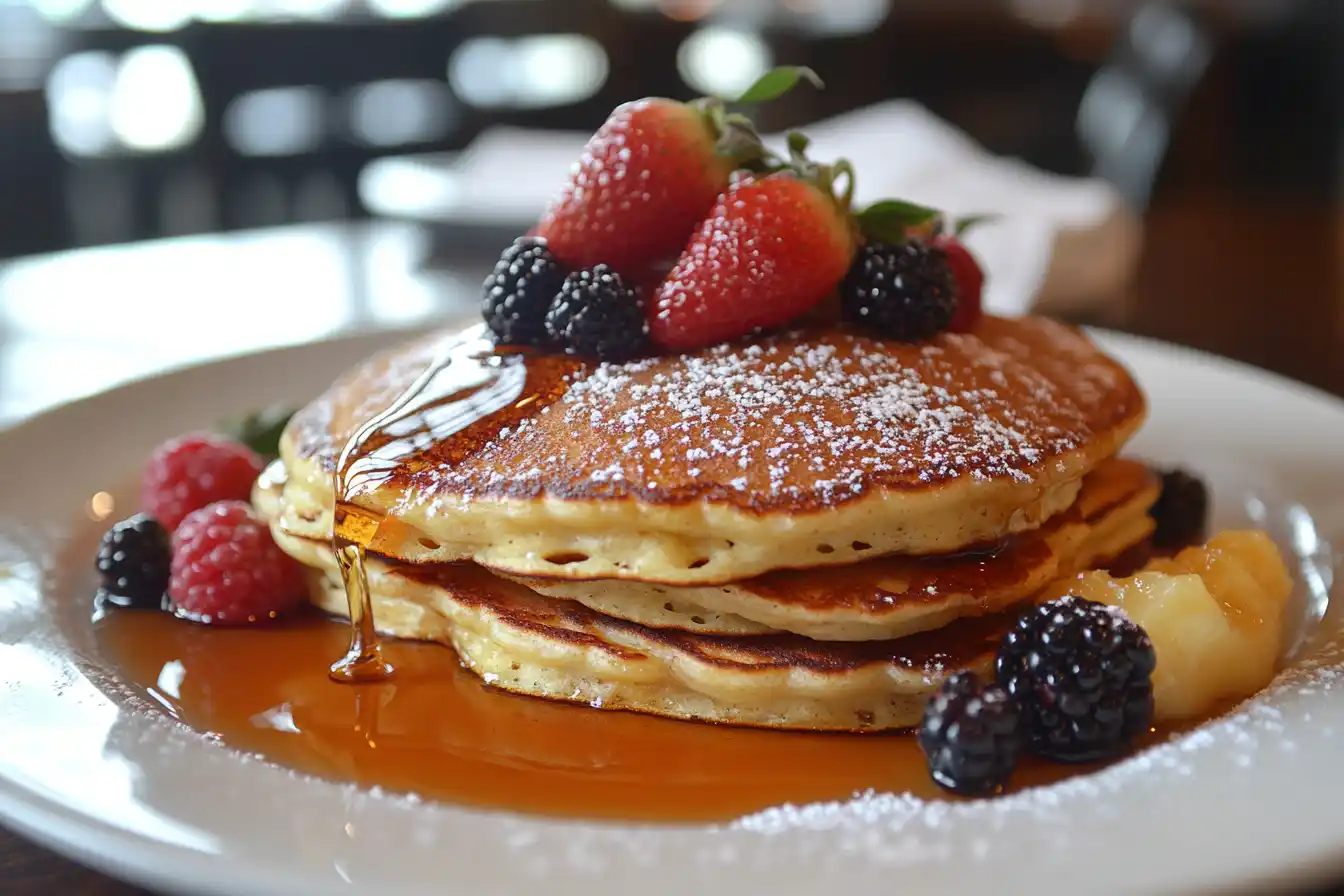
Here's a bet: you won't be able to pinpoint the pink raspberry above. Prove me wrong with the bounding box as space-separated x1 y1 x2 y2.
169 500 306 624
141 433 264 531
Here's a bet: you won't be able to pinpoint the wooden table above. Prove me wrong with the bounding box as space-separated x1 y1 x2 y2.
0 196 1340 894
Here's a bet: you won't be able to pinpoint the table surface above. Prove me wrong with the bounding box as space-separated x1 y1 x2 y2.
0 196 1340 894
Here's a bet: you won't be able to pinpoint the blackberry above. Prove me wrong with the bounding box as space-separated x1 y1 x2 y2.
840 240 958 341
545 264 650 362
918 672 1022 796
95 513 171 609
1150 468 1209 551
997 596 1156 763
481 237 567 347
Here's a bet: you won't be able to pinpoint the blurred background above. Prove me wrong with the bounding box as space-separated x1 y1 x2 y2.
0 0 1336 250
0 0 1338 421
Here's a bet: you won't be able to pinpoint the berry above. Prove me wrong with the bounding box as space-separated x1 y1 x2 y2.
919 672 1022 796
1150 468 1209 551
141 433 265 531
933 234 984 332
996 596 1156 762
840 240 958 341
545 264 650 362
95 513 171 609
168 500 306 624
535 99 747 277
481 237 567 347
649 173 855 351
545 265 650 362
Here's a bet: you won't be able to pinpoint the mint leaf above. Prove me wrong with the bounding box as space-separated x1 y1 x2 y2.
855 199 940 243
220 405 297 459
734 66 823 105
955 213 999 237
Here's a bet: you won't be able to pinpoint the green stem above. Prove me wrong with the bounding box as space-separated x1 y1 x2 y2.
830 158 856 213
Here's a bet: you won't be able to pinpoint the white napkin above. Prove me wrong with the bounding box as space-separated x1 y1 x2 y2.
417 99 1143 315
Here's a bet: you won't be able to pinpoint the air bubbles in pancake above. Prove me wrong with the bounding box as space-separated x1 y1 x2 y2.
545 552 590 565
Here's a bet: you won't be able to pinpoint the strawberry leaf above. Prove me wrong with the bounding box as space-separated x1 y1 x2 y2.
734 66 824 105
955 213 1000 237
855 200 941 243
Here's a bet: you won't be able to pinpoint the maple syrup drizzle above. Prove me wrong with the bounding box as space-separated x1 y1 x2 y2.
328 329 578 683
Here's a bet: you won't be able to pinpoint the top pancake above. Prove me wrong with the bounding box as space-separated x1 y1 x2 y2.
277 315 1145 584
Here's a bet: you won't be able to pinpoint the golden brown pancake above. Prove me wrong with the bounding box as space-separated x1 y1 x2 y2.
255 458 1156 731
262 457 1153 642
275 316 1146 584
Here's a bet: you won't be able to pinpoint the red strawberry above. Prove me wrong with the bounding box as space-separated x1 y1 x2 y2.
933 234 985 332
535 99 740 277
535 66 823 279
649 173 855 351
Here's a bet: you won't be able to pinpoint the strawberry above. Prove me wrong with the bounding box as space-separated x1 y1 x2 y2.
534 67 821 280
649 170 855 351
537 100 735 277
933 234 985 332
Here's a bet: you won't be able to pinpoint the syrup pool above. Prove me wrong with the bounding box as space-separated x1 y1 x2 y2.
94 607 1183 823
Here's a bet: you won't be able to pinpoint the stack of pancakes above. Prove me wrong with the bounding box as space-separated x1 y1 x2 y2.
257 315 1155 731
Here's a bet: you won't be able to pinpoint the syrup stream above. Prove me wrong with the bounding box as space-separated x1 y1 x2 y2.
330 507 389 681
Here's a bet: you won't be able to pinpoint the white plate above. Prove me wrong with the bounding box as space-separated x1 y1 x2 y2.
1 328 1342 896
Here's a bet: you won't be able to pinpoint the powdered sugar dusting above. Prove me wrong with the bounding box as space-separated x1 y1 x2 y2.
324 317 1141 512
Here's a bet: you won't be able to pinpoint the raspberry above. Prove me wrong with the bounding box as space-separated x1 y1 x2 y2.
933 234 984 332
545 264 649 362
169 500 306 624
996 596 1156 762
95 513 171 609
481 237 567 347
1150 468 1209 551
141 433 264 531
840 240 958 341
918 672 1022 796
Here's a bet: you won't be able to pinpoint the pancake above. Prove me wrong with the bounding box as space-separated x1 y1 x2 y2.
275 315 1146 585
255 460 1155 732
503 459 1158 640
303 559 1009 732
261 457 1157 641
